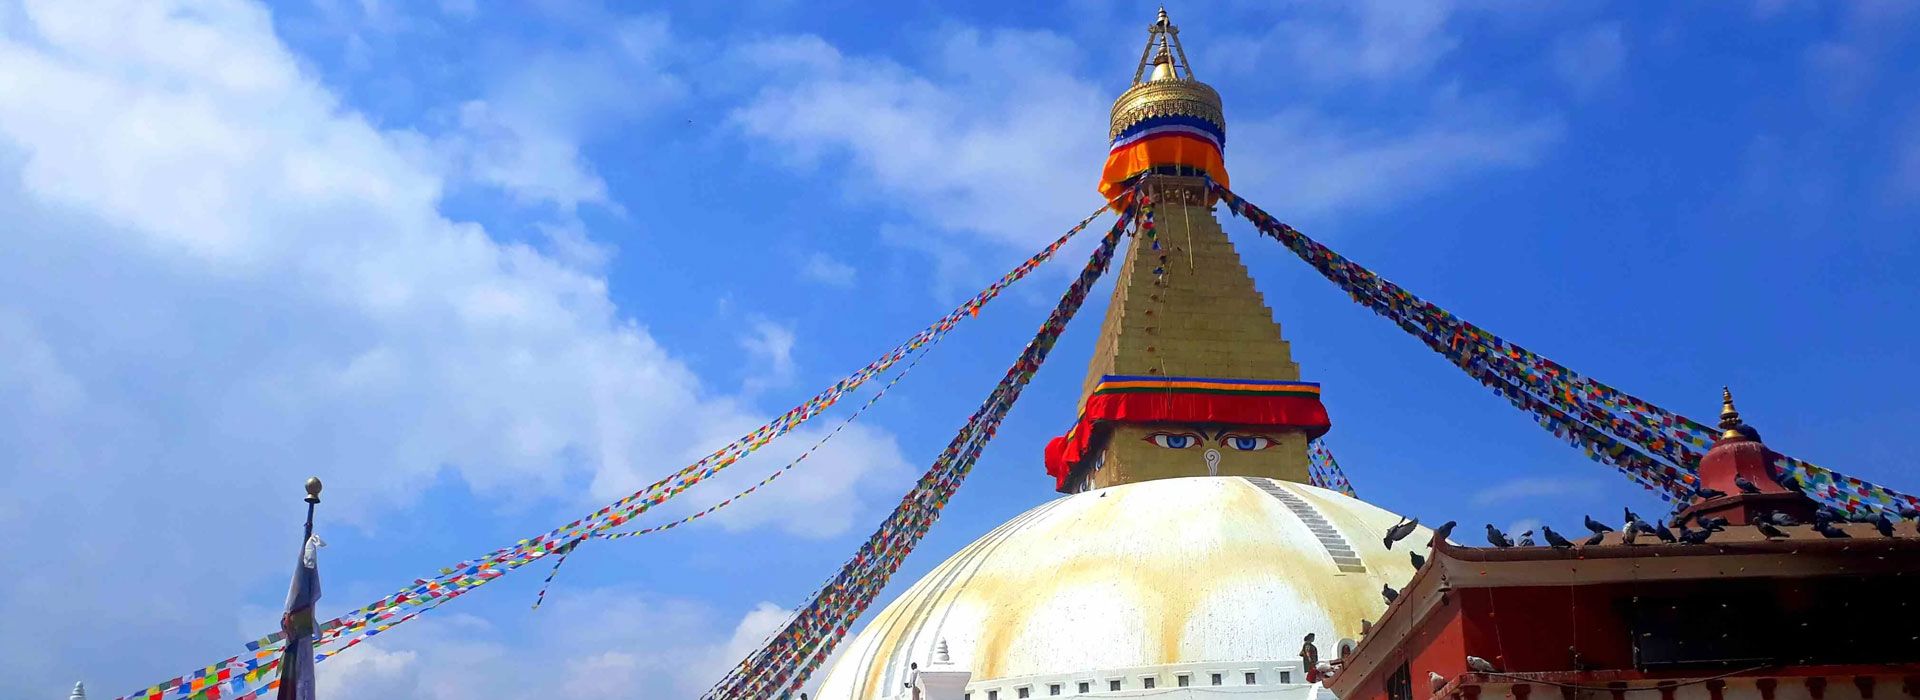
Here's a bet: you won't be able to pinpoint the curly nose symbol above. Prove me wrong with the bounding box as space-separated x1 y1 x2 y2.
1204 448 1221 476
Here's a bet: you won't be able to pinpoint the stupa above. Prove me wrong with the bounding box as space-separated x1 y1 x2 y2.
814 10 1425 700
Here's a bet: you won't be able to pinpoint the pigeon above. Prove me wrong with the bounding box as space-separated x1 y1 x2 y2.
1466 656 1497 673
1570 646 1593 672
1410 550 1427 569
1817 506 1848 524
1677 524 1714 544
1877 512 1898 538
1755 521 1788 539
1516 530 1537 547
1431 520 1458 546
1542 526 1574 549
1695 515 1729 531
1486 524 1513 548
1361 619 1374 635
1735 475 1764 494
1624 507 1645 526
1622 525 1640 545
1382 583 1400 603
1901 507 1920 521
1429 672 1448 693
1652 520 1677 543
1383 517 1421 550
1814 520 1851 539
1693 486 1727 501
1583 515 1614 534
1584 532 1605 546
1767 511 1800 527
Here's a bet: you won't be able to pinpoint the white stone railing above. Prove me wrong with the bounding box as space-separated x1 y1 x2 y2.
952 659 1318 700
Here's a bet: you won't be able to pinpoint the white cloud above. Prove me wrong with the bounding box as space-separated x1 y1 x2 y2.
800 251 857 288
731 22 1559 256
437 13 684 210
1231 102 1561 219
1472 476 1600 506
727 30 1110 251
319 592 796 700
1551 23 1626 97
1213 0 1462 84
738 317 798 395
0 0 902 693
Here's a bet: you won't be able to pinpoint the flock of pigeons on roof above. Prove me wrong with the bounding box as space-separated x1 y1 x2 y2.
1365 476 1920 608
1300 489 1920 686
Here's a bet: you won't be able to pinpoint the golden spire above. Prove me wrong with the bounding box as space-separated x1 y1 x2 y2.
1112 8 1222 140
1718 386 1744 440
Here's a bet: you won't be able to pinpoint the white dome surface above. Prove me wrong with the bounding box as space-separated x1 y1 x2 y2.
816 476 1426 700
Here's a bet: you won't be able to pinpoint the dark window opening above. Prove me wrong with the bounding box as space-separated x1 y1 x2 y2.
1386 662 1413 700
1627 574 1920 669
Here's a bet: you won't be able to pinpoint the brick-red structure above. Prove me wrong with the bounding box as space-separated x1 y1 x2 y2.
1328 398 1920 700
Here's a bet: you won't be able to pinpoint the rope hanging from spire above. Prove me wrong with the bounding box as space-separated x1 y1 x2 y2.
703 192 1142 700
108 205 1115 700
1210 180 1918 518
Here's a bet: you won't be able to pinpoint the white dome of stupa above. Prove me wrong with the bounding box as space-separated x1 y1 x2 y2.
815 476 1426 699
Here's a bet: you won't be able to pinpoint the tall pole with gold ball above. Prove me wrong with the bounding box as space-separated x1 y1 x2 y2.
277 477 325 700
302 477 322 543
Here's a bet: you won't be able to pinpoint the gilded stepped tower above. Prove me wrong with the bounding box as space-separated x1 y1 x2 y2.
1066 195 1318 490
814 11 1416 700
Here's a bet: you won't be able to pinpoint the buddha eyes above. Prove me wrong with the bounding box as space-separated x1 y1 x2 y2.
1146 432 1203 449
1144 432 1276 450
1222 434 1274 451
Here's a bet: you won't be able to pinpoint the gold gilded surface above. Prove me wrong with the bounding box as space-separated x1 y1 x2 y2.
814 478 1423 699
1109 7 1224 139
1074 200 1308 489
1109 80 1224 139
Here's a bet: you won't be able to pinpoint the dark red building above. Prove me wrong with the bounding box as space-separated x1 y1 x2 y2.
1328 395 1920 700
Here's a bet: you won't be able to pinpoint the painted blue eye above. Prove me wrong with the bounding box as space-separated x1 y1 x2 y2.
1227 435 1272 451
1147 433 1200 449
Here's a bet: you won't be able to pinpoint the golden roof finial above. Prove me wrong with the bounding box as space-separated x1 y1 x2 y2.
1718 386 1745 439
1114 7 1222 138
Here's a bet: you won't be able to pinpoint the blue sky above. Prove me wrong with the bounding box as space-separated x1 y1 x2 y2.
2 0 1917 697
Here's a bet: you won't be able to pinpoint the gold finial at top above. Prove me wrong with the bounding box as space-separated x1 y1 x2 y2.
1718 386 1744 439
304 476 324 504
1114 7 1221 139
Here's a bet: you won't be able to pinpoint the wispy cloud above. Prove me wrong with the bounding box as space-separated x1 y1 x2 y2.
1552 23 1627 97
738 317 798 395
799 251 857 288
0 1 903 692
1473 476 1602 506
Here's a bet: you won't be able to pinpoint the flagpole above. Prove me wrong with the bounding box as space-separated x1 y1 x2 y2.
278 477 324 700
303 477 322 541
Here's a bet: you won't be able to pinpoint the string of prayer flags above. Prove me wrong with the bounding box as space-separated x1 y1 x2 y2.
1307 439 1357 497
703 192 1140 700
1211 180 1915 518
112 204 1114 700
